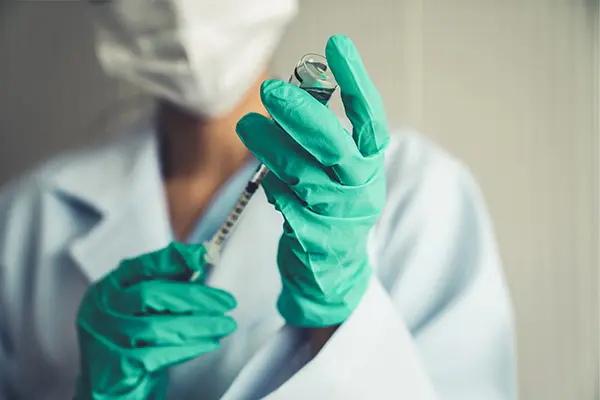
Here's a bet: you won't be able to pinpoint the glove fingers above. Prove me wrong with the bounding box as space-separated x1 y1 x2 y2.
135 341 222 372
261 167 384 219
293 176 386 218
236 113 329 188
103 314 237 349
239 113 384 217
110 281 237 316
261 171 302 214
325 35 390 157
259 80 369 186
111 242 206 288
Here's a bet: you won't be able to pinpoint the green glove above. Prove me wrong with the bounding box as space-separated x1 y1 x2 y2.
236 35 389 327
74 242 237 399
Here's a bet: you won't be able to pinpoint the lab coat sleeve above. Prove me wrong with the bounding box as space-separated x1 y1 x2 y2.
0 180 19 400
263 278 441 399
0 176 44 400
235 140 516 399
0 284 7 400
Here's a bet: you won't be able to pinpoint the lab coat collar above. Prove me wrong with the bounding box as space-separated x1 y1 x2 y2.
52 118 173 283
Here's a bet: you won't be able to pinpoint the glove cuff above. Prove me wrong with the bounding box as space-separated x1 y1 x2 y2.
277 265 372 327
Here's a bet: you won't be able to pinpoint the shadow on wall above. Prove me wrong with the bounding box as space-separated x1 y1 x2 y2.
0 1 148 185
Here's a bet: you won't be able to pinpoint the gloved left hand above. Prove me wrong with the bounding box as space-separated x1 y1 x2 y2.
74 243 237 399
237 35 390 327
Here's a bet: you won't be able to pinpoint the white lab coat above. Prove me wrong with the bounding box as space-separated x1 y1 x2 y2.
0 119 516 399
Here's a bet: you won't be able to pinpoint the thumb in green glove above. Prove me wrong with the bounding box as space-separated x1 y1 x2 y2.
75 242 237 399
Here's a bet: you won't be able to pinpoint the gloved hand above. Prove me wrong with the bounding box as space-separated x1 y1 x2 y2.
236 35 389 327
74 242 237 399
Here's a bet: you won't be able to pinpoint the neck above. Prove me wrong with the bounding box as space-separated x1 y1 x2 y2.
160 71 269 240
160 71 269 181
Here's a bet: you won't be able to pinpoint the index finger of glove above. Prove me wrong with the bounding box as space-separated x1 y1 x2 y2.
260 79 370 186
236 112 330 188
108 281 237 316
110 242 206 287
137 342 223 372
82 313 237 350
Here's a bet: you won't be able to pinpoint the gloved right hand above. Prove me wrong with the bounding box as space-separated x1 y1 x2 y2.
74 242 237 400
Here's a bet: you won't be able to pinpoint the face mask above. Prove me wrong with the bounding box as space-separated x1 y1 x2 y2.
89 0 298 117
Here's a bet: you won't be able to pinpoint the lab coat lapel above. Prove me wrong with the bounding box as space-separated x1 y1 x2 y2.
53 120 172 283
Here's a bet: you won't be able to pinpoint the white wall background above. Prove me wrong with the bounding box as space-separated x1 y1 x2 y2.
0 1 598 399
274 2 599 399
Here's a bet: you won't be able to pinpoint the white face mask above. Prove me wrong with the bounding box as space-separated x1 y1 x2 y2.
90 0 298 117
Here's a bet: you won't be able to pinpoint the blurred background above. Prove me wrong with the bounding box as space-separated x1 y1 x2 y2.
0 1 598 399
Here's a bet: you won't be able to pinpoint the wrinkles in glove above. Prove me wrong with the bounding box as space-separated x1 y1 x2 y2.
75 242 237 399
236 34 389 327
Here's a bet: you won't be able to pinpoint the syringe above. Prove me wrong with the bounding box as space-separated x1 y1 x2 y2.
190 53 338 281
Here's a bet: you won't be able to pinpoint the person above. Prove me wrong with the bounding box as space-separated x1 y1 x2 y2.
0 1 516 399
